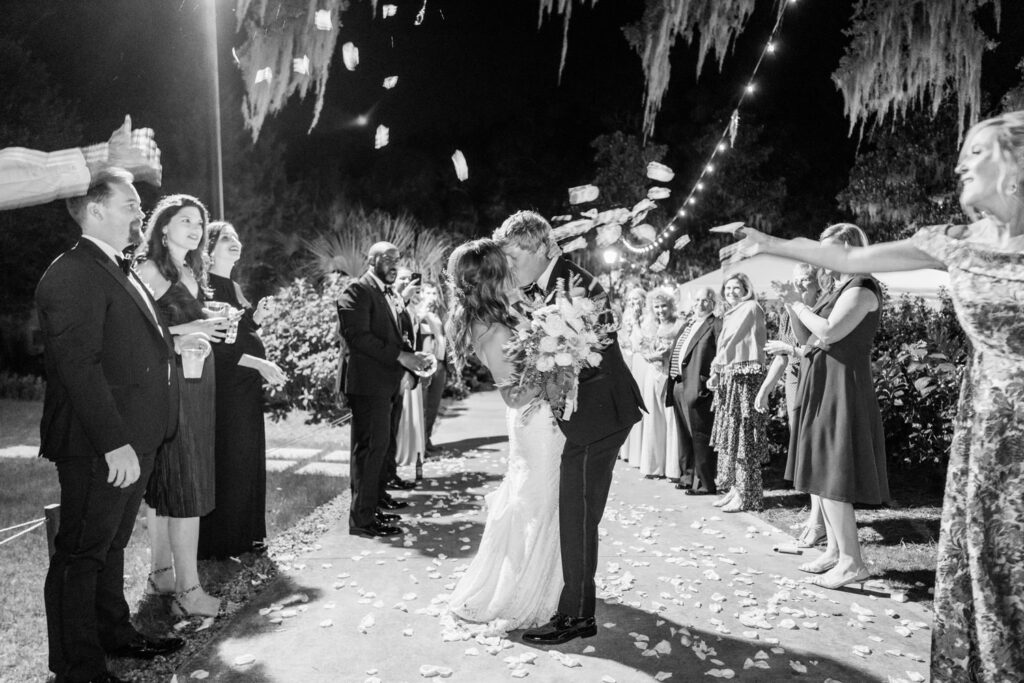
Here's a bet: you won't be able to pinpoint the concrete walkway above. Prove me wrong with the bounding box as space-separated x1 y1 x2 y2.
176 391 932 683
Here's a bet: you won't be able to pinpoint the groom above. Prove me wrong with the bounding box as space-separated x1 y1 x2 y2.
494 211 644 645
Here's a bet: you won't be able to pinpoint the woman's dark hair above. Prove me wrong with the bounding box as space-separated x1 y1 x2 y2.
206 220 237 256
140 194 210 288
444 239 518 372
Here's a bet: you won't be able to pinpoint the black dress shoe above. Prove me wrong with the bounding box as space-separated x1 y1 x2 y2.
385 476 417 491
349 522 402 538
684 489 715 496
108 634 184 659
521 613 597 645
378 496 409 510
375 510 400 523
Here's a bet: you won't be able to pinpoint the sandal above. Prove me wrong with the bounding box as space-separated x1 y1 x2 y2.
171 584 222 619
798 556 838 574
796 524 827 548
145 566 174 597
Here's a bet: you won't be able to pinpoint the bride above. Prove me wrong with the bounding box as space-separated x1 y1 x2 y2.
442 238 566 631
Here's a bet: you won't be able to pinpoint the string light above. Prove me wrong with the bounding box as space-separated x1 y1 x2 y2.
616 0 793 263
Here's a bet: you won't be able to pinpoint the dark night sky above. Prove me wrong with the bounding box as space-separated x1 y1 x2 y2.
2 0 1023 244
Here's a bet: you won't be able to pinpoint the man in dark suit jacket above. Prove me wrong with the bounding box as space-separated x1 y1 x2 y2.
336 242 432 538
495 211 645 645
666 287 722 495
36 168 182 683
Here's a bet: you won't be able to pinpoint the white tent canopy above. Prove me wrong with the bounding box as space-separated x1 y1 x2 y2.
674 254 950 309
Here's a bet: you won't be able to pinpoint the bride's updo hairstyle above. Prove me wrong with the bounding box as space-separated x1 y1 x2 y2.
959 110 1024 220
445 238 518 372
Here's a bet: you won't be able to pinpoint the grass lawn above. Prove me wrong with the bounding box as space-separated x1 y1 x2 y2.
0 399 349 683
755 462 944 605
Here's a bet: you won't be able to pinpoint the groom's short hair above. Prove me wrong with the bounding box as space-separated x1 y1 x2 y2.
493 210 558 257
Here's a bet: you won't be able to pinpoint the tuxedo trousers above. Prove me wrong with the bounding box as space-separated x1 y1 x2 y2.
45 451 155 682
347 390 403 529
672 381 717 493
557 425 631 618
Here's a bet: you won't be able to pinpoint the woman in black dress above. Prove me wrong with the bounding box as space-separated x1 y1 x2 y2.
136 195 227 617
198 221 284 559
783 223 888 590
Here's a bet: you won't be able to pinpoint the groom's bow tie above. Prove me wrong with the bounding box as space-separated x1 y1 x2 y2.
522 283 543 300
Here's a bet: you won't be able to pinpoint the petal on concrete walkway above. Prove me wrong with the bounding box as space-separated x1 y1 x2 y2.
179 391 932 683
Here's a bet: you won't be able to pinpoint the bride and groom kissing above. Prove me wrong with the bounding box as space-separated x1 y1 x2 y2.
444 210 644 645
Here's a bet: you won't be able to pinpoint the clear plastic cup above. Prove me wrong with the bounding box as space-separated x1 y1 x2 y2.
179 336 212 379
205 301 229 317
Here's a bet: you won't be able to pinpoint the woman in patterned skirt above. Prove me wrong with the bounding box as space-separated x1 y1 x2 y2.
708 273 767 512
735 110 1024 683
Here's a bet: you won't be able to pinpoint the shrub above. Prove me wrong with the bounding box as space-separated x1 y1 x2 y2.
0 371 45 401
259 275 351 424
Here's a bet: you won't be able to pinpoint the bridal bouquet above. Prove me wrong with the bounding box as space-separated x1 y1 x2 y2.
502 284 618 422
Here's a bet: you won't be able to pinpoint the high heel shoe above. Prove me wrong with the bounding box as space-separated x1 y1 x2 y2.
145 566 174 598
798 556 838 574
796 524 827 548
809 567 872 590
712 490 736 508
171 584 222 619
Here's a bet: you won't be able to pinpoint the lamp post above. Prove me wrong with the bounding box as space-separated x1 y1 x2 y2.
602 248 620 307
203 0 225 220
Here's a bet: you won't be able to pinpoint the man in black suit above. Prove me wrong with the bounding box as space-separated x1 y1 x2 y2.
666 287 722 495
337 242 432 538
36 169 182 683
495 211 644 645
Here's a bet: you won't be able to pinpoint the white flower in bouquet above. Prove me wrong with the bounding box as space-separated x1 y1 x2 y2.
536 354 556 372
554 352 574 367
539 335 560 353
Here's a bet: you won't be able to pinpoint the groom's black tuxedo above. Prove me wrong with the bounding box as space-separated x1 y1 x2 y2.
540 256 644 619
36 237 178 681
336 271 415 530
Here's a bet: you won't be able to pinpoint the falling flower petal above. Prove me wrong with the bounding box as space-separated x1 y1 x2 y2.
451 150 469 181
569 185 599 205
647 161 675 182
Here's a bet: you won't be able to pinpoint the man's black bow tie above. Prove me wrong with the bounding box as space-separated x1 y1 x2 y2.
119 245 138 275
383 285 395 297
522 283 543 300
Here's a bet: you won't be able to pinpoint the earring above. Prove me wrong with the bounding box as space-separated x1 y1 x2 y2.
161 234 168 247
1009 183 1019 195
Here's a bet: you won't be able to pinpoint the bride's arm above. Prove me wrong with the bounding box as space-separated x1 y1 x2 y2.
474 323 539 409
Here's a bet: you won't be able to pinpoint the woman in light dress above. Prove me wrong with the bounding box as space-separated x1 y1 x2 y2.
736 110 1024 682
618 287 647 464
637 288 685 479
442 238 566 633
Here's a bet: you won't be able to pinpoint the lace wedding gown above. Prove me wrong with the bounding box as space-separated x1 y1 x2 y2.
445 401 566 632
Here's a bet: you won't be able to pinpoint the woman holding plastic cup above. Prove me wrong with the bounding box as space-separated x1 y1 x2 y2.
136 194 227 618
197 221 284 560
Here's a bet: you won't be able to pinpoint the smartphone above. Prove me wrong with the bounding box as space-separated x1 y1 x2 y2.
410 272 422 286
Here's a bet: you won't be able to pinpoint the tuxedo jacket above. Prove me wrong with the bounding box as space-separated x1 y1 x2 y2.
36 238 178 460
665 315 722 409
542 257 644 445
336 272 415 397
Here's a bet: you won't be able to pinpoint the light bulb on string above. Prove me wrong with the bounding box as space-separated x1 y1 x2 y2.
696 182 705 191
717 142 728 152
766 42 776 54
745 83 756 94
688 197 696 205
705 164 714 173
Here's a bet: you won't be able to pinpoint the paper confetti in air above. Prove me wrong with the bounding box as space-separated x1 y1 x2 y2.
254 68 272 85
233 654 256 667
647 186 671 200
568 185 599 205
292 55 310 75
382 4 398 17
673 234 692 250
383 76 399 89
190 671 210 680
375 126 390 149
551 218 595 240
342 42 359 71
451 150 469 181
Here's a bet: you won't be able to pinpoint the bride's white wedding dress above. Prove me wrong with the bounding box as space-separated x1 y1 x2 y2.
445 400 566 631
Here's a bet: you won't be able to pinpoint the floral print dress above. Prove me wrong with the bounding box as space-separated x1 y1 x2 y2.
910 224 1024 683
